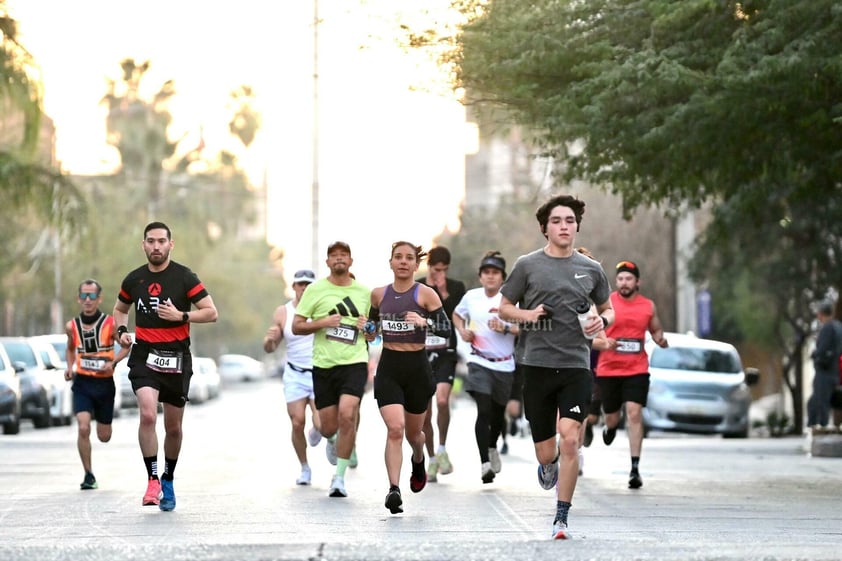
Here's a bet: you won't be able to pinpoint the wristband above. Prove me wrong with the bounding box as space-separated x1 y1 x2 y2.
182 312 189 323
600 316 609 329
503 324 510 335
116 325 128 337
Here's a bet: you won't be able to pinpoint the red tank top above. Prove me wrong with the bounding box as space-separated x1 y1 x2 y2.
596 291 653 377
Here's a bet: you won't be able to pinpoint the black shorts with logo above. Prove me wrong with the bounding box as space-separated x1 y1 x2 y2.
127 344 193 407
374 348 435 414
312 362 368 410
72 375 116 424
427 348 458 385
597 373 650 413
521 365 592 442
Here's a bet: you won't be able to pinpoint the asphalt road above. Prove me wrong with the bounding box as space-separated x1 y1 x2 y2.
1 376 840 560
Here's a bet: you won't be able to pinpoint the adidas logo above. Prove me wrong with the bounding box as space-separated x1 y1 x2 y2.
569 405 581 414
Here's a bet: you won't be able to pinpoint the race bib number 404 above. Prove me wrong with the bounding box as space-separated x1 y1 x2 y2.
326 324 359 345
145 349 183 374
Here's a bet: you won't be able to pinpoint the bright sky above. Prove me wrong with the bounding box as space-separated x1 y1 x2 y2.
9 0 469 290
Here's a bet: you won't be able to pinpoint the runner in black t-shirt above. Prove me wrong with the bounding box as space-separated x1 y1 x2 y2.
113 222 218 512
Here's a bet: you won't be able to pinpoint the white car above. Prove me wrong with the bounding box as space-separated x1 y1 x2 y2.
193 357 221 400
218 354 265 384
643 332 759 438
28 336 73 426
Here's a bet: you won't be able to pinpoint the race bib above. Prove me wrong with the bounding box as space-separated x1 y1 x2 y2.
382 319 414 333
326 324 359 345
616 338 643 353
80 357 107 371
425 335 448 349
145 348 183 374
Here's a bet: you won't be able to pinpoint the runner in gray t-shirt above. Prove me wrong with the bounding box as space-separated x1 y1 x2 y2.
499 194 613 541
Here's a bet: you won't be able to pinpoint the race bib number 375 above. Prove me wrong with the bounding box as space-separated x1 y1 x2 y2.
326 324 359 345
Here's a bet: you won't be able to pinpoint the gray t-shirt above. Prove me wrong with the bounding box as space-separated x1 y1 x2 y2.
501 248 611 369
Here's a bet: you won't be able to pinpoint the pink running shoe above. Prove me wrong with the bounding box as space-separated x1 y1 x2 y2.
143 478 162 506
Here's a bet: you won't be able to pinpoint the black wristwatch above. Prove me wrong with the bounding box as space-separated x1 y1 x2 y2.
182 312 189 323
426 317 435 330
600 315 609 329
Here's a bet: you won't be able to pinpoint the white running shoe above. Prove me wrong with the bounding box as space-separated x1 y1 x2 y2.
296 465 312 486
481 461 495 484
308 427 322 447
552 519 571 540
325 436 338 466
328 475 347 497
488 448 502 473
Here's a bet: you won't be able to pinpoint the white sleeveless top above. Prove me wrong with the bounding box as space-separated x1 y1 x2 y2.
283 301 314 369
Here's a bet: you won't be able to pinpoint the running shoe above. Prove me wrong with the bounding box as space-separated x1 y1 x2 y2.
436 450 453 475
426 457 439 483
329 475 347 498
583 423 594 447
325 435 338 466
307 427 322 447
296 465 312 486
488 448 502 473
500 440 509 455
551 519 571 540
142 478 161 506
80 472 97 490
159 479 176 511
603 426 617 446
481 461 495 484
349 447 358 469
409 457 427 493
628 469 643 489
384 486 403 514
537 459 559 490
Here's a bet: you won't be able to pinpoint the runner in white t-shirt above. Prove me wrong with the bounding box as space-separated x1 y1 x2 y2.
453 251 519 484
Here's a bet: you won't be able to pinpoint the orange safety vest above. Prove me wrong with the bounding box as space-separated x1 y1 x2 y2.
71 314 117 378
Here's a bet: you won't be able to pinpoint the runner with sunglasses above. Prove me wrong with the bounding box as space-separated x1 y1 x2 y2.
65 279 130 491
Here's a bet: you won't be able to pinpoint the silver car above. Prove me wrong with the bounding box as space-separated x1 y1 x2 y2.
643 332 759 438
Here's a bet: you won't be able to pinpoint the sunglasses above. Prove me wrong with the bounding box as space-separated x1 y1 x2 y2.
79 292 99 300
616 260 637 270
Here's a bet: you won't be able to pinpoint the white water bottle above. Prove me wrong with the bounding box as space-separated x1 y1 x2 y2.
575 301 595 340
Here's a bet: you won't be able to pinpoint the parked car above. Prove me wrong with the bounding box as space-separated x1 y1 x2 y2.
218 354 265 384
643 332 760 438
0 343 22 435
193 357 221 400
29 335 73 426
116 361 136 409
0 337 51 429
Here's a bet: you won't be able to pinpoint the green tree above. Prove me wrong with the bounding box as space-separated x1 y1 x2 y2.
440 0 842 432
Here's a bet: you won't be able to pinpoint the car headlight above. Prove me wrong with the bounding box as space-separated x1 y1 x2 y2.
729 384 750 401
648 380 667 395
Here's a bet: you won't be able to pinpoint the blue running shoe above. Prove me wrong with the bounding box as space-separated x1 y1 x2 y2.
537 460 558 490
159 479 176 511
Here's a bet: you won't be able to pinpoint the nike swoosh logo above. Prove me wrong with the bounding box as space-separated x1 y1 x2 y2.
574 273 587 279
394 296 402 299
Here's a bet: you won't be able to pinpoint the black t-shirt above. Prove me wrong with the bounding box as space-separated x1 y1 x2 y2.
417 276 466 351
118 260 209 352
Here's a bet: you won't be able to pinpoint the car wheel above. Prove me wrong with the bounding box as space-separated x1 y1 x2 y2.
3 418 20 435
722 426 749 439
33 411 51 429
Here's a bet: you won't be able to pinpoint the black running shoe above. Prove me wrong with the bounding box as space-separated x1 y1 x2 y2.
385 486 403 514
628 470 643 489
409 457 427 493
583 423 594 447
80 472 97 490
603 426 617 446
